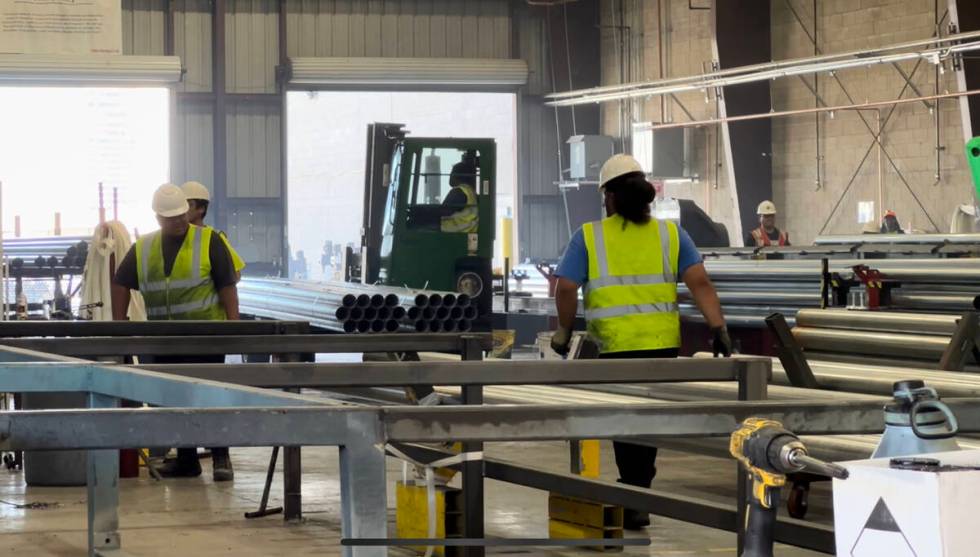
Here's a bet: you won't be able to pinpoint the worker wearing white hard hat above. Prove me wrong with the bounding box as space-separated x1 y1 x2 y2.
746 200 790 247
550 153 730 530
180 181 246 278
110 183 240 481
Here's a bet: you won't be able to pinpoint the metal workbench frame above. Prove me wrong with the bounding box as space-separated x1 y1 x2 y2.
5 331 980 555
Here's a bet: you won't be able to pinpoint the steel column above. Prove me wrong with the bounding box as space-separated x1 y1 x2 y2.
339 433 387 557
460 337 485 557
87 393 120 557
736 359 769 554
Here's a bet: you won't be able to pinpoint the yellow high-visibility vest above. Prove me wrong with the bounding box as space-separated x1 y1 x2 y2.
441 184 479 233
135 225 226 321
212 227 245 273
582 215 680 353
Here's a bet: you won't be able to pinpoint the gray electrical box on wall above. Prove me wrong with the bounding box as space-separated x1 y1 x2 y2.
567 135 615 181
632 125 695 179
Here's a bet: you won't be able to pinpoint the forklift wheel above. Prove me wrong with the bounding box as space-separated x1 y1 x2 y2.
787 481 810 519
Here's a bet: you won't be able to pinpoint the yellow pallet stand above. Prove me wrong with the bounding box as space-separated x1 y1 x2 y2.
548 440 625 552
395 481 463 557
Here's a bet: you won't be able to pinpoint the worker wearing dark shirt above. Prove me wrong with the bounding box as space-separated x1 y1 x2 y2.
111 184 240 481
113 229 237 293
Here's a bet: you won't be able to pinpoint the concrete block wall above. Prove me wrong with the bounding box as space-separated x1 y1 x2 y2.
598 0 974 245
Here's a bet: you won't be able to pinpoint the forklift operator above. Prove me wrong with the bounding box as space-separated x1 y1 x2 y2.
440 158 479 233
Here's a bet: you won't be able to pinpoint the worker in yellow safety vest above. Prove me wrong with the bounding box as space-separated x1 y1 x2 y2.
111 183 240 481
180 181 246 280
440 157 479 234
550 154 731 530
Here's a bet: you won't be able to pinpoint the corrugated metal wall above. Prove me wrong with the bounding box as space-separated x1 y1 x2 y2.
284 0 511 59
120 0 561 267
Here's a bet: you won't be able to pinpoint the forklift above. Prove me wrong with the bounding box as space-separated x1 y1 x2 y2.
345 123 496 324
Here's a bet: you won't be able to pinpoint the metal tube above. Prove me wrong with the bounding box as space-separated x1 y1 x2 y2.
546 30 980 101
392 307 407 320
384 294 399 307
463 307 478 320
795 308 959 335
450 307 463 320
335 307 350 322
442 320 458 333
890 292 980 312
384 320 399 333
370 320 385 333
376 307 390 320
356 294 371 308
436 307 450 320
428 321 441 333
429 294 443 307
457 294 471 307
362 308 377 321
369 294 385 308
407 307 421 320
458 320 472 332
423 307 435 320
443 294 457 307
791 327 950 359
356 321 371 334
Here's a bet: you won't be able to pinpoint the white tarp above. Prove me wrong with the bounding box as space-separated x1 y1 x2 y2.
0 0 121 55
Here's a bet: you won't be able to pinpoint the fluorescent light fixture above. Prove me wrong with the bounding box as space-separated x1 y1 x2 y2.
0 54 182 85
289 57 528 88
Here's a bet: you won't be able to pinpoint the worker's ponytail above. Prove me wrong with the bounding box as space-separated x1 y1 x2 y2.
605 172 655 226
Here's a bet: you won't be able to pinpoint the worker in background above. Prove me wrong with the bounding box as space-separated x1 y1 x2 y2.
110 184 240 481
551 154 731 530
440 152 479 233
745 200 790 247
880 210 905 234
180 181 246 280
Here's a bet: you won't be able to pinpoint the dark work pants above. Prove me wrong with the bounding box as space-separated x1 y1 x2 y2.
600 348 679 488
152 354 228 463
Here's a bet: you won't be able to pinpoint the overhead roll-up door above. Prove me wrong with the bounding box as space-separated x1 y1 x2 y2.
0 54 182 85
288 57 528 90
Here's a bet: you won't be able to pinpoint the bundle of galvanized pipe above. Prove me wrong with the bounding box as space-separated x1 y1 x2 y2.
238 277 476 334
686 258 980 325
787 308 974 369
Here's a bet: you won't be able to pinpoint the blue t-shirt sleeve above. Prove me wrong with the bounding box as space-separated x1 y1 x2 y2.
676 226 703 278
555 228 589 285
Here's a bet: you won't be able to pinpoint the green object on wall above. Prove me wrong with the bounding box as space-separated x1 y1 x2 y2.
966 137 980 201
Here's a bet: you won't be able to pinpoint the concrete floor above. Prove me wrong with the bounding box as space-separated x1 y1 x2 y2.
0 441 831 556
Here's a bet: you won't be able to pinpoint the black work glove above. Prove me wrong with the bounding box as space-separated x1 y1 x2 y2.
711 325 732 357
550 327 572 357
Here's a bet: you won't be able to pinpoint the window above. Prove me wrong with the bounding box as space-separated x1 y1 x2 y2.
410 148 481 206
0 87 169 238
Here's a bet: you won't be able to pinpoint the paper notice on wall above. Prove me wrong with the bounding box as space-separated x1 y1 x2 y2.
0 0 122 55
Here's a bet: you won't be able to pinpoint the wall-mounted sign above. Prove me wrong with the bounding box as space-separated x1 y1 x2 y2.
0 0 121 55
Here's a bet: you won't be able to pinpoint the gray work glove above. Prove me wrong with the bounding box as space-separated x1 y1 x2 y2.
550 327 572 357
711 325 733 357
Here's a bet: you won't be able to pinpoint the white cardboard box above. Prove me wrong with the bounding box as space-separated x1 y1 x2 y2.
833 449 980 557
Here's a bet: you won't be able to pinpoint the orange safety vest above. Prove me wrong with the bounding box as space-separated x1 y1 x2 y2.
750 226 788 247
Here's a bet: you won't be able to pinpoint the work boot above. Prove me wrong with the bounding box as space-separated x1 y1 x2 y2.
158 448 202 478
623 508 651 530
212 448 234 482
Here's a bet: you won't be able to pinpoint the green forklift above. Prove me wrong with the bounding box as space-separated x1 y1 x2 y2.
346 123 496 325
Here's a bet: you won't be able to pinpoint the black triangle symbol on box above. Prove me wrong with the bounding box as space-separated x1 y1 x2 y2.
863 497 902 532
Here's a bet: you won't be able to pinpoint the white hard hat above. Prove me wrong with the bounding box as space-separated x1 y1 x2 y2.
599 154 644 188
152 184 189 217
180 180 211 202
757 200 777 215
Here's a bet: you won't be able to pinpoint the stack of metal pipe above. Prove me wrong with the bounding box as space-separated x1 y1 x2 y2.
238 278 474 334
790 308 971 368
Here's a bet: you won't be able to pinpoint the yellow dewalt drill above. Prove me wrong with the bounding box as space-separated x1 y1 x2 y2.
730 418 848 557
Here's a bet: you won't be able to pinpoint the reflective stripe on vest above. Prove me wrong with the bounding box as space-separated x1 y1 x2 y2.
135 225 226 321
441 184 479 233
583 215 680 353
